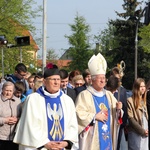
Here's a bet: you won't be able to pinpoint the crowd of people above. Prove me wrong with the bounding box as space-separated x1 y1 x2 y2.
0 53 149 150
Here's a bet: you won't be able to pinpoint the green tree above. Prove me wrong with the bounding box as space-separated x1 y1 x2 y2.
139 24 150 53
96 0 149 89
94 23 119 73
0 0 40 36
65 14 94 72
46 48 58 60
2 46 37 75
0 0 41 75
138 24 150 80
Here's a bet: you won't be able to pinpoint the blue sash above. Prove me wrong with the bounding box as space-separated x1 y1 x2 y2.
37 87 64 141
93 94 112 150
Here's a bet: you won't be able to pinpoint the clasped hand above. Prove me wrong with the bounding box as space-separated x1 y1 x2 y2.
95 110 108 123
5 116 18 125
45 141 68 150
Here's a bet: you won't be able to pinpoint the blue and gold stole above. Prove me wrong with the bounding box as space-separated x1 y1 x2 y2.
93 94 112 150
37 87 64 141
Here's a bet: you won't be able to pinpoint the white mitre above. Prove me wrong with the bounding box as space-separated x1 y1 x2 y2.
88 53 107 75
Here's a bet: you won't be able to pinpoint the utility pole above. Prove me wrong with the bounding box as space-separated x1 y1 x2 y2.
135 7 146 79
135 21 138 79
1 47 4 79
20 47 22 63
42 0 47 73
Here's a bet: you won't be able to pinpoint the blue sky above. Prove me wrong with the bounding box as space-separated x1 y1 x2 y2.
32 0 125 57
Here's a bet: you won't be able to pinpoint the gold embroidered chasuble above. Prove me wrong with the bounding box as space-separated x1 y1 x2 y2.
76 86 122 150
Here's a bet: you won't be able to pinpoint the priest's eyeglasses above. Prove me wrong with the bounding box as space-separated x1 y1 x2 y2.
46 78 60 81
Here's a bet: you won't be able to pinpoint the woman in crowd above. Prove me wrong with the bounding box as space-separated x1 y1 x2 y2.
68 70 81 88
127 78 148 150
0 81 22 150
27 74 35 90
73 75 85 88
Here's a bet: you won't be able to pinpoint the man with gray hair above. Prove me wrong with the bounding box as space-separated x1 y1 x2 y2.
76 53 123 150
13 66 78 150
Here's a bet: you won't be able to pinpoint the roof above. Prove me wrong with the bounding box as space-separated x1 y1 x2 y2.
37 59 71 68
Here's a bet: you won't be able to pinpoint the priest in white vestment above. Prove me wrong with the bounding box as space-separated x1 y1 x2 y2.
13 65 79 150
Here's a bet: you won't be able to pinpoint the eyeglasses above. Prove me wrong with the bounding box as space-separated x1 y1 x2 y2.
17 72 26 77
75 83 83 86
96 77 106 80
46 78 60 81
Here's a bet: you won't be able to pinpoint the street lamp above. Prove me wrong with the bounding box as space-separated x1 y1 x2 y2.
14 36 30 63
0 36 7 45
